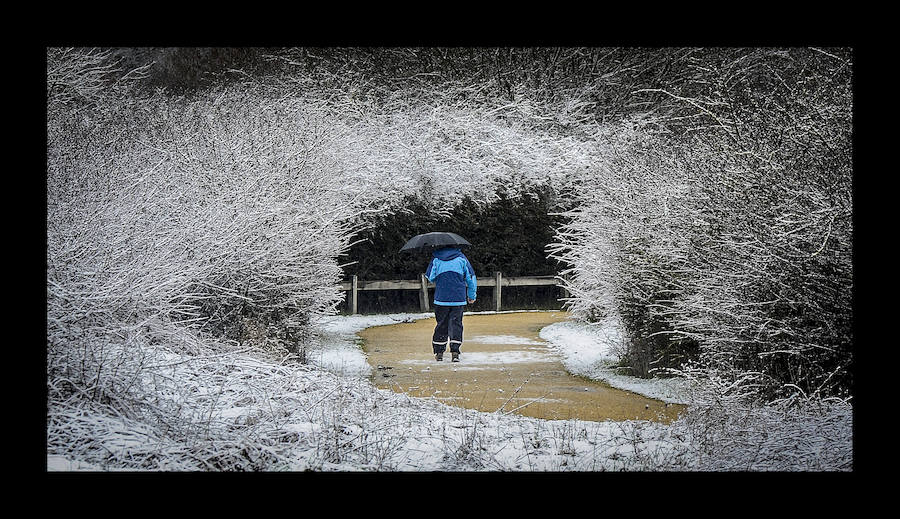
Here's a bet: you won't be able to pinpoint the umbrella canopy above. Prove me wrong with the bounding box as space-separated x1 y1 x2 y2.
399 231 471 253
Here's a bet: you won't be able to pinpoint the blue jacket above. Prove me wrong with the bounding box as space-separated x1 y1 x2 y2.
425 247 477 306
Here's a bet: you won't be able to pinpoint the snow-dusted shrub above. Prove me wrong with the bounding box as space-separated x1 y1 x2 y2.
548 118 701 378
46 329 402 471
48 81 364 346
657 49 852 399
47 47 152 108
656 364 853 471
549 48 853 398
47 49 368 463
322 79 599 217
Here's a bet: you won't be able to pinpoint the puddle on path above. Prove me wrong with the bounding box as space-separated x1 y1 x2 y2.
358 311 685 423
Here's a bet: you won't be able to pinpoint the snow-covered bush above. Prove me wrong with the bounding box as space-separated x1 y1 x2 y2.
49 82 364 339
657 364 853 471
47 47 152 108
47 49 369 461
549 48 853 398
321 79 599 218
548 117 701 376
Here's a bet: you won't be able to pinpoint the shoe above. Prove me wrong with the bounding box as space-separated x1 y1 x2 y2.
451 352 459 362
435 353 443 361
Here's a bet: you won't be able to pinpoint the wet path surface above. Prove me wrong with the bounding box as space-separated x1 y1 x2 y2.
358 312 684 423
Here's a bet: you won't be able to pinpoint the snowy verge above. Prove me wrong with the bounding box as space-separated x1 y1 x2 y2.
310 312 435 377
47 455 105 471
539 319 695 405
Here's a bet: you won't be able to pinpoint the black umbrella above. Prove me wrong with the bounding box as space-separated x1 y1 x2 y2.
399 231 472 253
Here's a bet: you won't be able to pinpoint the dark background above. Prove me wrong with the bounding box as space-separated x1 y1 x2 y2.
337 185 568 313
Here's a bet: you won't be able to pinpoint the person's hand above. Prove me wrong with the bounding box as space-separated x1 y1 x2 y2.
467 298 476 304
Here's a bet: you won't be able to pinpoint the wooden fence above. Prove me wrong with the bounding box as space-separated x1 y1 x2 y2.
339 272 567 314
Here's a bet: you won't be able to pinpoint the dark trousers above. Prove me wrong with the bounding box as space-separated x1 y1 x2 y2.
432 305 464 354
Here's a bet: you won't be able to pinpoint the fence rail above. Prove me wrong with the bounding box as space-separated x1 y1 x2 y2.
339 272 567 314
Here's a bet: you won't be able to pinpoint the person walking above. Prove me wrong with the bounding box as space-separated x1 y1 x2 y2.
425 246 477 362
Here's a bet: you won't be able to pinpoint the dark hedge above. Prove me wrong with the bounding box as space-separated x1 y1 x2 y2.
337 185 567 314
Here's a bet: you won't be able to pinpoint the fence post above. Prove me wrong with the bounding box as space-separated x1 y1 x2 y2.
419 273 430 312
350 275 358 314
494 271 502 312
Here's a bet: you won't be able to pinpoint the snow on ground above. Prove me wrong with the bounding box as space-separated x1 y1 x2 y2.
538 318 695 405
50 309 683 471
467 334 545 345
48 309 851 471
312 312 435 377
400 350 550 368
47 456 105 471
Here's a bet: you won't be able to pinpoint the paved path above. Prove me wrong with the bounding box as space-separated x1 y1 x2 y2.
358 311 684 423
